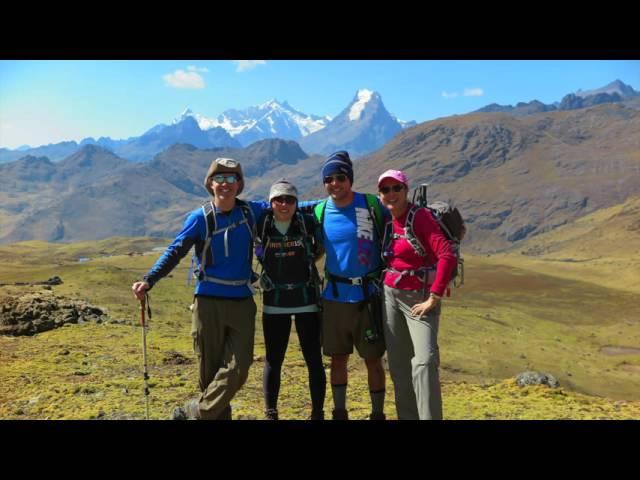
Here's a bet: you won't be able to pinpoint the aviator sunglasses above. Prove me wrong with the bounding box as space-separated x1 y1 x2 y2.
272 195 296 205
379 185 405 194
212 174 238 184
323 174 348 184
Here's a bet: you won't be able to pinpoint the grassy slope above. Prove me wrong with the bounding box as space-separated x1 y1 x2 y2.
496 196 640 294
1 237 639 420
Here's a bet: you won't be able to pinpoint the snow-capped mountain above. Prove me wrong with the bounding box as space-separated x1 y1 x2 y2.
395 117 417 129
176 101 332 147
1 91 412 163
299 89 407 157
115 115 240 162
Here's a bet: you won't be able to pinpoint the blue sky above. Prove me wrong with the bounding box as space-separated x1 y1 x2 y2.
1 60 638 149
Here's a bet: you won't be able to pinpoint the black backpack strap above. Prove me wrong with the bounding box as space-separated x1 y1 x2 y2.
299 211 322 291
202 200 216 267
381 219 393 263
405 204 427 257
235 199 256 266
257 209 274 247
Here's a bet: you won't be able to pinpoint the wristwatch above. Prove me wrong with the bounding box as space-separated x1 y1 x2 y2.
429 292 442 301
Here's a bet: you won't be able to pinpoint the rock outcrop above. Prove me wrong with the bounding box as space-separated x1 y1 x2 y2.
0 291 111 336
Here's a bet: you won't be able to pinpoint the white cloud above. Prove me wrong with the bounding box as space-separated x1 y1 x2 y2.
163 69 205 89
442 88 484 99
233 60 267 72
464 88 484 97
188 65 209 73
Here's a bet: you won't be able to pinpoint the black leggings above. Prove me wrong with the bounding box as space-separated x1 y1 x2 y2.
262 311 326 413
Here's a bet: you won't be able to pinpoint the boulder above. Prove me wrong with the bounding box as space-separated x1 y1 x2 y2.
516 371 560 388
0 291 109 336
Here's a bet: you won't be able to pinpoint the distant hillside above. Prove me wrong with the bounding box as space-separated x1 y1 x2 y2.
351 103 640 252
0 117 240 165
500 196 640 293
0 141 324 243
474 79 639 117
2 104 639 250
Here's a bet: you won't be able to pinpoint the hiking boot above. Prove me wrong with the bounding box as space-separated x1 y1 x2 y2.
331 408 349 420
368 411 386 421
170 399 200 420
309 409 325 421
265 408 279 420
170 406 188 420
216 405 232 420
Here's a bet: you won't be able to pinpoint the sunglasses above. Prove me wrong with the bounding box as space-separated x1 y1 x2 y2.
272 195 296 205
211 174 238 184
323 174 348 184
379 185 405 194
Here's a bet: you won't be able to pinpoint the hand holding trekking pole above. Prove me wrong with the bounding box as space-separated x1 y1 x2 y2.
132 281 150 301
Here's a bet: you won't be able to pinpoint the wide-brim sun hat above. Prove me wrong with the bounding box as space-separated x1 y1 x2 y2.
204 157 244 196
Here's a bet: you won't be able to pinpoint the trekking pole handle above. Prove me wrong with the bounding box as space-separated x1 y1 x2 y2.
420 183 429 207
140 292 151 327
413 183 429 208
139 296 145 327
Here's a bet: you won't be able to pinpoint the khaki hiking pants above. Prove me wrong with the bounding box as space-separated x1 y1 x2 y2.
191 295 256 420
382 285 443 420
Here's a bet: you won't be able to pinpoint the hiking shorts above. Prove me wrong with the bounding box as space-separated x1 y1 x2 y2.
321 299 385 359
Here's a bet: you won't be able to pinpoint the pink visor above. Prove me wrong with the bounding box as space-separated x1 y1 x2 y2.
377 169 409 187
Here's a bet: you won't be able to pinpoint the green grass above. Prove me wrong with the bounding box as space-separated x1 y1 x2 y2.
1 238 639 420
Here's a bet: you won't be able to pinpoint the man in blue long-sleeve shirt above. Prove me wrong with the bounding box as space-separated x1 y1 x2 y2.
132 157 268 420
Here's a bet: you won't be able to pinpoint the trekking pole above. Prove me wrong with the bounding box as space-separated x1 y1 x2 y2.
413 184 429 297
139 292 151 420
412 183 429 208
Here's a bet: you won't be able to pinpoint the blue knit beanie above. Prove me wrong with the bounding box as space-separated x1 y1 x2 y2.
322 150 353 185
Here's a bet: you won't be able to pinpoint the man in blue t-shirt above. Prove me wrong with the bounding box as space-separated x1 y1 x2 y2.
316 151 388 420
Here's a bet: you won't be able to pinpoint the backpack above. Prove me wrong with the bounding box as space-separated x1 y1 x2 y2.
314 193 386 298
382 195 465 288
428 201 466 245
257 209 321 261
190 199 257 286
255 209 322 306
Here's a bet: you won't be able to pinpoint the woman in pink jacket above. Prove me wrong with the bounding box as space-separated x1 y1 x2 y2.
378 169 457 420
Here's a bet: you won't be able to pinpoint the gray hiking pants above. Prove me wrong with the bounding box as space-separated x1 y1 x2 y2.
191 295 256 420
382 285 443 420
